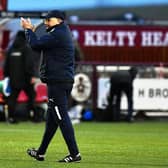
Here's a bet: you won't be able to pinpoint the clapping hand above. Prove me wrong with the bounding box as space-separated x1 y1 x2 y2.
20 17 35 31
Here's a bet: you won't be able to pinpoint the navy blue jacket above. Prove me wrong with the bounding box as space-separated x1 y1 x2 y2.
25 22 74 84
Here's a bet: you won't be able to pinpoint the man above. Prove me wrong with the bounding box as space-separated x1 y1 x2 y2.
4 31 37 124
20 10 81 163
108 67 137 122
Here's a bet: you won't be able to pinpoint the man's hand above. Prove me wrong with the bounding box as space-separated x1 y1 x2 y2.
20 17 34 30
30 77 37 84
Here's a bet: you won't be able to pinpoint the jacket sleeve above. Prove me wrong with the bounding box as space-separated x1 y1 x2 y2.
24 45 39 77
25 29 59 50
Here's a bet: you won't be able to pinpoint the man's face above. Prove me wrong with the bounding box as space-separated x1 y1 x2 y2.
44 17 61 29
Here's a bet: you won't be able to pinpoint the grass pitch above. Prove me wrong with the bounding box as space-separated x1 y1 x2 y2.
0 121 168 168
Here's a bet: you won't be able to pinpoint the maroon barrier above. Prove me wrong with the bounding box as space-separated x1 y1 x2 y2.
70 24 168 64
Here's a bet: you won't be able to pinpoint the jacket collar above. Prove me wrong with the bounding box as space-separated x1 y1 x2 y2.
47 22 64 32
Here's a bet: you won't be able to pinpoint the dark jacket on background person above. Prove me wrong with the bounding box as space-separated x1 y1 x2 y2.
4 31 36 88
25 22 74 84
108 67 138 122
110 70 132 85
3 31 38 123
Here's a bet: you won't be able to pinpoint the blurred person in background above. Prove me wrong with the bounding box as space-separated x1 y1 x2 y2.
0 48 5 80
21 10 81 163
68 33 85 111
4 30 38 124
108 67 138 122
74 39 84 69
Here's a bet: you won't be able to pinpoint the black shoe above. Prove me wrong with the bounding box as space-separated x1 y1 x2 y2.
58 153 81 163
7 118 18 124
126 117 134 123
27 148 45 161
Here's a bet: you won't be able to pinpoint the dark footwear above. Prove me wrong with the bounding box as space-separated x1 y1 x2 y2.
58 153 81 163
27 148 45 161
7 118 18 124
126 117 134 122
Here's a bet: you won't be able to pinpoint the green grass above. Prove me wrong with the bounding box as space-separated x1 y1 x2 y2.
0 121 168 168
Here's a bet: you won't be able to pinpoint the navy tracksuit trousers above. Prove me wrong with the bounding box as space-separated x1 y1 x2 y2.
38 83 79 156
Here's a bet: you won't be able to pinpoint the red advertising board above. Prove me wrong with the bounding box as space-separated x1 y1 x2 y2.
70 24 168 64
0 30 10 49
0 0 7 11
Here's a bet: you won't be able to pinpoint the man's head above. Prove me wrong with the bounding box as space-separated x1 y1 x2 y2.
44 10 66 30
